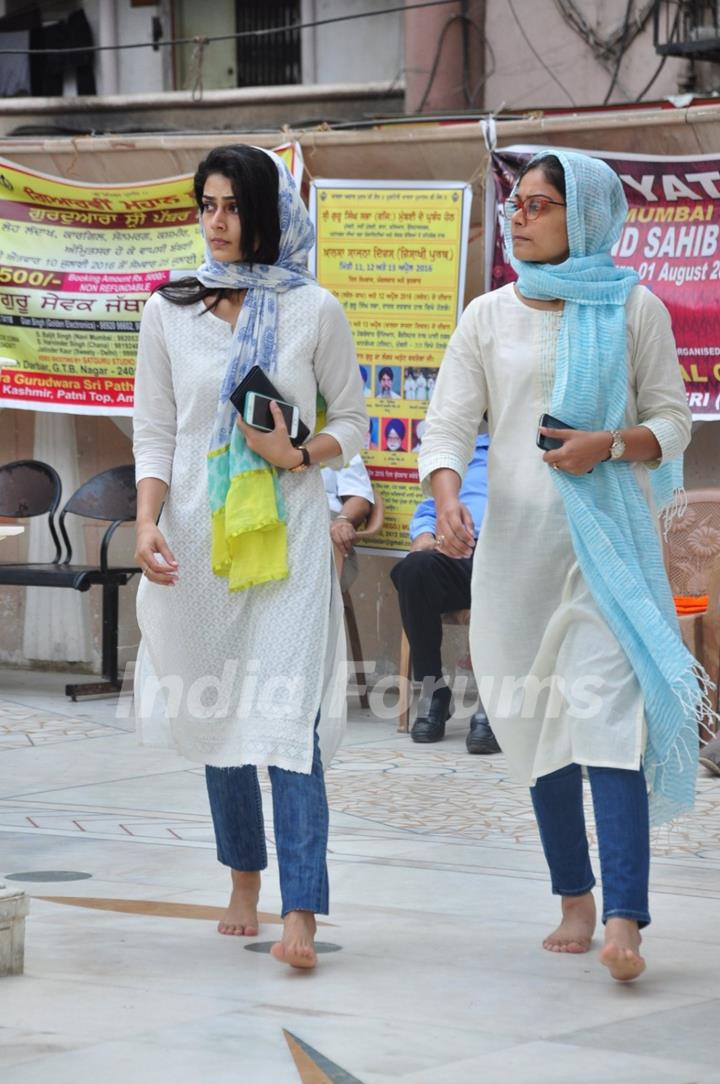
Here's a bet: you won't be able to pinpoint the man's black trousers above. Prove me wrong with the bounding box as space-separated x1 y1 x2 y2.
390 550 473 682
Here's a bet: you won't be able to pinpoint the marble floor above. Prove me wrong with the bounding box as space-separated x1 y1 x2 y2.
1 668 720 1083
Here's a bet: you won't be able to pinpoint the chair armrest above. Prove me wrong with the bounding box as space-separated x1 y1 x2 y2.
100 519 136 572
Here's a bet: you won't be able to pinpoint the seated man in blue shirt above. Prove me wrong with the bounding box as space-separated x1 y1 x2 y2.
390 434 499 754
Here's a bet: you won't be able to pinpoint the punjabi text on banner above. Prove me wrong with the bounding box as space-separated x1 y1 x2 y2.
310 179 472 552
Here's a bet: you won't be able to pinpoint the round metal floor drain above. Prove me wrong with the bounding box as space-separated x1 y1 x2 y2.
244 940 341 954
4 870 93 883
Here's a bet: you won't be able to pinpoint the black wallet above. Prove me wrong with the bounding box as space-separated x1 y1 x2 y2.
229 365 310 447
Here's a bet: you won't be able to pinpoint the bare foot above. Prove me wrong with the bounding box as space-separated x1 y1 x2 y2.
217 869 260 936
270 910 317 970
600 917 645 982
543 892 596 954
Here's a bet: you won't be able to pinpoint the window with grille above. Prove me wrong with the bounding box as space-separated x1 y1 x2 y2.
235 0 301 86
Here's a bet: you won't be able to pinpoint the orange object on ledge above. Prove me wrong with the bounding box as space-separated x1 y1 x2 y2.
674 595 709 616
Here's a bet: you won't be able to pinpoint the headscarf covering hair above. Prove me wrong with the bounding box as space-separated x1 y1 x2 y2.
506 149 711 826
203 147 315 592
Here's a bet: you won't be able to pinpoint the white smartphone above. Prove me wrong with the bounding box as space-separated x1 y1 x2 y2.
243 391 300 440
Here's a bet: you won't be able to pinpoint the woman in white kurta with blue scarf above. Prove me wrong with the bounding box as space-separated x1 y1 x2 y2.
132 146 366 969
419 151 710 982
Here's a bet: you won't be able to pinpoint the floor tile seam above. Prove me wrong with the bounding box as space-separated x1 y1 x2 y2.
649 880 720 899
0 731 136 747
2 826 719 892
0 727 133 743
506 996 717 1047
546 992 720 1036
651 854 720 871
0 824 218 847
4 827 720 891
540 1018 720 1062
0 693 133 714
0 769 201 799
0 800 214 820
0 712 130 729
3 991 268 1042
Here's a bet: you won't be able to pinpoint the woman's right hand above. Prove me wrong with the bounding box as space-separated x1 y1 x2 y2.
434 499 475 559
134 523 179 586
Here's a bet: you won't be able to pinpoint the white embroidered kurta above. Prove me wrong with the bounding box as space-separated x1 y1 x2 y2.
419 283 692 785
132 285 367 772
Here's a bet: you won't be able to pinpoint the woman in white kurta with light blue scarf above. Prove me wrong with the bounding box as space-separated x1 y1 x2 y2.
419 150 711 982
133 145 366 969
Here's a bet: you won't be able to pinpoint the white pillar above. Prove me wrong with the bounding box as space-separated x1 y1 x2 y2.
23 413 93 666
98 0 119 96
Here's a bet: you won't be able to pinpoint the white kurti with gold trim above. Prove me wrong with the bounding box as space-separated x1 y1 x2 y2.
418 284 692 785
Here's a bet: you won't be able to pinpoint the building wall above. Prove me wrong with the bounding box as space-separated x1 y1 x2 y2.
300 0 403 87
484 0 689 110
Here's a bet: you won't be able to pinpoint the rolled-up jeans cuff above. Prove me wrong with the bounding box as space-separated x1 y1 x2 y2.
602 907 650 930
281 898 329 918
551 876 596 897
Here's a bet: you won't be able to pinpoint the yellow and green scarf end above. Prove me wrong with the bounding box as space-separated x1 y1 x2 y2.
211 467 288 592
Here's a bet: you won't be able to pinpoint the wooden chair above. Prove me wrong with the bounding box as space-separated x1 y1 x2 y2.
662 488 720 737
334 492 384 710
397 608 471 733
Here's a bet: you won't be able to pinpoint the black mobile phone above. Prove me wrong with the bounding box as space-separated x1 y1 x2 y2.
243 391 300 440
536 412 576 451
229 365 310 447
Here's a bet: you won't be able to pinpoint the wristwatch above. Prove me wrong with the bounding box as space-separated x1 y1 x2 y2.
289 445 311 473
604 429 626 461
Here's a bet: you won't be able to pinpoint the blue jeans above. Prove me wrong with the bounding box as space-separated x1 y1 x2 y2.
204 720 329 917
530 763 651 928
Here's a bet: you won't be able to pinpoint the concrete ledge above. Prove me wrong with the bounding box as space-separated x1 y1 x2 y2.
0 887 30 977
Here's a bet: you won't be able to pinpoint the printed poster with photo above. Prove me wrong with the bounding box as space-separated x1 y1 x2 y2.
309 178 473 552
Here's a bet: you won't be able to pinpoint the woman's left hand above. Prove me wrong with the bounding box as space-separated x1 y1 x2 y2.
540 427 611 476
236 400 301 469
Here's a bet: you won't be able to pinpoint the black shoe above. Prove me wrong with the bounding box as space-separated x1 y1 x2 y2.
411 688 453 743
466 711 501 754
699 736 720 776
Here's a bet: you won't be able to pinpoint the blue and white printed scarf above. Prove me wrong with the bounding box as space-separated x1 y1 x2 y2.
200 148 315 591
505 149 709 826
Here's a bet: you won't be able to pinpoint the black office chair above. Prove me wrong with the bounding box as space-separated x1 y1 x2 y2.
0 459 63 563
57 465 140 699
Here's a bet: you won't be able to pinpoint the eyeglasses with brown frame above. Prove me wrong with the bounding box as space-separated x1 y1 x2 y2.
504 193 567 221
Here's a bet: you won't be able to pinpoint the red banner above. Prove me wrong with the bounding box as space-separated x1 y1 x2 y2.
490 146 720 419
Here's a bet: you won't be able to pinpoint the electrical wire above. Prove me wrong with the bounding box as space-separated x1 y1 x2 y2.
0 0 460 56
634 52 668 100
506 0 576 105
603 0 635 103
415 11 495 112
554 0 657 71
